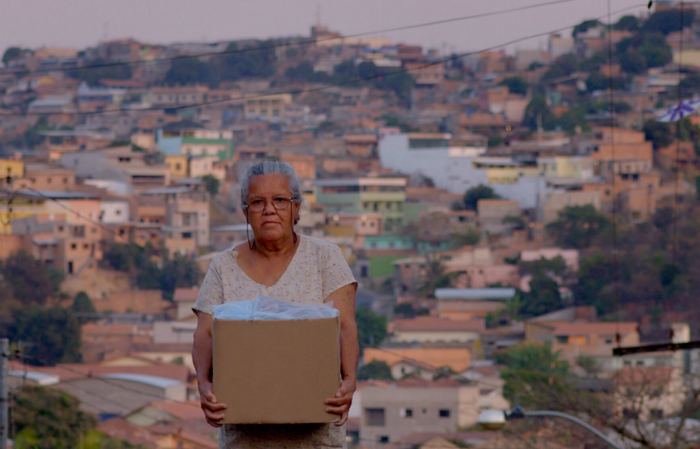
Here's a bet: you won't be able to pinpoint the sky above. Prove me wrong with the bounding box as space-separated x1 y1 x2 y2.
0 0 649 56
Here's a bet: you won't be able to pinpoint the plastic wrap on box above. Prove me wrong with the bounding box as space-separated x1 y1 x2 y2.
213 296 339 320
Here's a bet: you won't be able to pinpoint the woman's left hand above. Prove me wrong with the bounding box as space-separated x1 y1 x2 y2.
325 377 357 426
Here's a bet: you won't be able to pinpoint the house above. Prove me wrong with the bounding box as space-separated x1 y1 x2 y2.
363 347 471 380
435 288 515 321
173 287 199 321
614 366 685 421
139 187 210 250
526 321 640 370
359 378 480 445
391 317 485 343
476 199 522 235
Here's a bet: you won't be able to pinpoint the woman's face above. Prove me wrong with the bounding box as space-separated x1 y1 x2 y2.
245 174 300 243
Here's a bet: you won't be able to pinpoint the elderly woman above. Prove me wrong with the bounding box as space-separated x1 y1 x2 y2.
192 159 358 449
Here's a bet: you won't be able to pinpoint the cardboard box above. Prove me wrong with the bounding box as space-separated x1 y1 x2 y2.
213 316 340 424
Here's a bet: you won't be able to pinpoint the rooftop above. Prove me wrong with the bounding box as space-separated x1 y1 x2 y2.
435 288 516 301
99 373 183 389
392 316 485 332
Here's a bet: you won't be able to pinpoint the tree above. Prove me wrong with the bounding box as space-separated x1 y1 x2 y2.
163 58 216 86
520 275 564 317
201 174 220 197
356 306 387 351
546 205 611 249
450 228 481 247
358 360 394 380
284 61 330 83
67 58 132 85
13 386 97 449
12 306 82 366
159 253 201 300
3 46 23 65
71 291 96 323
643 120 674 150
571 252 620 315
498 76 529 95
573 19 602 37
643 8 696 35
219 40 277 81
614 15 639 31
3 250 64 304
417 254 454 297
460 184 501 211
495 342 572 409
619 50 647 74
522 95 555 131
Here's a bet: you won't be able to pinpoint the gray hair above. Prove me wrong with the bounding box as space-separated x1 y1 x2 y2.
240 159 303 207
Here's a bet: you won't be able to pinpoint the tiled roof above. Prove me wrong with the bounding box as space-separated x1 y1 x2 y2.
543 321 639 336
363 347 470 372
393 317 485 332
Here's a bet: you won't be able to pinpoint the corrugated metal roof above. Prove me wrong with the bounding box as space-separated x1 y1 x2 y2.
100 373 183 389
435 288 516 300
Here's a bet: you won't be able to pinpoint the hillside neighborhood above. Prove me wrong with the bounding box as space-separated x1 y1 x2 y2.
5 2 700 448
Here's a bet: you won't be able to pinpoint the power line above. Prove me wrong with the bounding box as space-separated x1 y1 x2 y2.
6 0 580 77
0 2 648 119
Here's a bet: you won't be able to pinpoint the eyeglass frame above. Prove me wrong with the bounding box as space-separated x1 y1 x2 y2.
243 196 297 213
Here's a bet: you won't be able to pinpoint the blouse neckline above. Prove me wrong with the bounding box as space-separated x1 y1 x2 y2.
229 234 305 289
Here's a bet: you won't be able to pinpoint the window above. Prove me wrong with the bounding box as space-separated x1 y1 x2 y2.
636 360 644 366
365 408 385 427
400 408 413 418
67 262 73 274
378 436 389 443
439 409 451 418
83 244 89 249
556 336 568 344
360 266 368 278
47 177 52 184
71 243 77 250
63 178 68 184
373 203 378 212
623 360 632 366
57 226 64 232
183 232 193 239
115 209 122 216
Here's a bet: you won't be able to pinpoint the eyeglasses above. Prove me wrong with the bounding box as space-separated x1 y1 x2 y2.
245 197 294 212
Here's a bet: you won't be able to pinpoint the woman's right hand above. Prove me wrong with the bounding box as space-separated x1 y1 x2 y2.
199 381 228 428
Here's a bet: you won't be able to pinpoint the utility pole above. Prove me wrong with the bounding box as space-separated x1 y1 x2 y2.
0 338 8 449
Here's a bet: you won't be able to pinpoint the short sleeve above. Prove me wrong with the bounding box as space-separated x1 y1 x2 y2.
321 244 357 300
193 259 225 316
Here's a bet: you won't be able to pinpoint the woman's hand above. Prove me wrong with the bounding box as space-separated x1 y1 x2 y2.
325 377 357 426
199 381 228 428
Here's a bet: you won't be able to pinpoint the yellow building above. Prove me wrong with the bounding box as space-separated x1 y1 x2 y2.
244 93 293 122
164 155 189 179
538 156 594 179
0 159 25 181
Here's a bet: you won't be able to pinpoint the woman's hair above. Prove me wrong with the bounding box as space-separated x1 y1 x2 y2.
240 159 303 207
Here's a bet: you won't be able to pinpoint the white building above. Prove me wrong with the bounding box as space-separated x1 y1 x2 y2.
100 199 130 224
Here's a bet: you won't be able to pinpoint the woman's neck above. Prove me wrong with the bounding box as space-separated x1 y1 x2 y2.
252 233 298 259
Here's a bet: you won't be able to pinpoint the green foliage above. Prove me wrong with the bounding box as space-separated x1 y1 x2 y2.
585 73 627 92
13 386 97 449
572 253 619 315
3 250 64 304
541 54 578 81
163 58 216 87
450 228 481 247
71 291 96 321
498 76 529 95
616 33 672 69
619 50 647 74
573 19 602 37
284 61 331 83
520 276 564 317
614 15 639 31
358 360 394 381
332 59 414 106
12 306 82 366
417 254 455 298
159 253 202 301
642 8 696 35
520 256 568 278
643 119 674 150
3 46 24 65
394 303 429 318
576 355 601 377
522 95 555 131
546 205 611 249
459 184 501 211
496 342 572 409
502 215 526 230
356 306 388 351
67 58 132 85
219 40 277 81
201 174 220 196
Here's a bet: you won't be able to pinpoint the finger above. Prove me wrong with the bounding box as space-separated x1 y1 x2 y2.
326 404 349 415
335 411 349 427
202 400 227 411
206 418 223 428
325 395 352 406
205 410 227 423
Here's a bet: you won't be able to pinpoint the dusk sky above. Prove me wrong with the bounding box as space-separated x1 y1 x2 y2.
1 0 647 55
